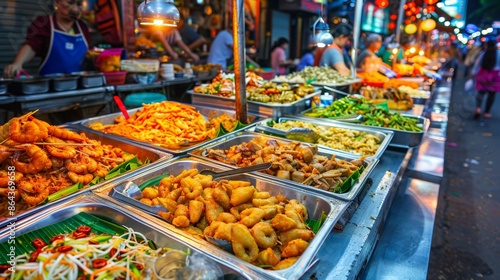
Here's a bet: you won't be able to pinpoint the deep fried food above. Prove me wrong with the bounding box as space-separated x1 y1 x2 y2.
250 222 277 249
205 199 224 224
12 144 52 174
189 200 205 224
230 186 255 206
213 222 234 242
279 229 315 247
158 176 173 198
229 203 254 220
213 187 231 210
271 214 298 232
18 180 49 206
273 257 299 270
257 248 281 267
216 212 237 223
142 187 159 200
260 205 284 220
281 239 309 258
181 177 203 199
252 196 278 207
239 208 265 228
231 224 259 263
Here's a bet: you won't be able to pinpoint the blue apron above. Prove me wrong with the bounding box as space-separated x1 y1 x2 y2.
39 16 88 76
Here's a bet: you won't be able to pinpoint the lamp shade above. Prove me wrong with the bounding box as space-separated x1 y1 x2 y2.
137 0 179 26
421 18 436 32
405 24 417 34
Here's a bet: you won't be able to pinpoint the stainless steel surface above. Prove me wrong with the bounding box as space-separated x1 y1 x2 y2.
361 178 439 280
8 77 50 95
0 125 172 228
233 0 248 124
188 90 321 119
300 146 413 280
72 71 105 88
0 194 256 280
51 75 79 91
298 110 430 148
0 96 14 105
114 77 193 92
199 162 272 178
253 125 320 143
110 181 167 215
395 0 407 44
12 86 113 101
77 102 262 155
190 131 379 201
95 157 348 280
252 117 393 160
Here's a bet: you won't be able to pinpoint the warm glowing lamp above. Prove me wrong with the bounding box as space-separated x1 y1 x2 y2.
421 18 436 32
405 24 417 34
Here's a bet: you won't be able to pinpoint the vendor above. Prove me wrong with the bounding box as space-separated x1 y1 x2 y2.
177 14 206 51
207 24 234 69
4 0 90 77
270 37 294 75
356 34 383 72
315 23 353 76
148 27 200 62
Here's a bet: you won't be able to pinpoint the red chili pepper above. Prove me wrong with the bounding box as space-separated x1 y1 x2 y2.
32 238 47 249
88 240 99 245
0 264 11 273
77 274 87 280
57 245 73 253
29 249 42 262
92 258 107 269
109 248 117 257
76 225 91 234
50 235 65 243
133 263 144 270
72 232 88 239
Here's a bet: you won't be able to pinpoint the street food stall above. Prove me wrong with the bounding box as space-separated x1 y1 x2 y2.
0 0 449 279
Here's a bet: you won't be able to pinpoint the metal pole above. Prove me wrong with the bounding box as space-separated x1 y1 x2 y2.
351 0 364 79
395 0 407 43
233 0 248 123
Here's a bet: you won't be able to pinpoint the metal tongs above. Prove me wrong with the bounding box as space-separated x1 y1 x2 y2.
254 125 320 143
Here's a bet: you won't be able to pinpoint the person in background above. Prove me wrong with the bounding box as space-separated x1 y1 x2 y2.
316 23 353 76
472 39 500 119
297 46 317 71
356 34 383 72
177 14 206 51
270 37 294 75
151 27 200 62
207 24 233 69
378 36 410 65
4 0 90 77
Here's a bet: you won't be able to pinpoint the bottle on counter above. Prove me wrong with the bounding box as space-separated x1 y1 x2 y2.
184 62 193 77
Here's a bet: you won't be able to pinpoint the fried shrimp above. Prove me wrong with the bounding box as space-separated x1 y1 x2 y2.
231 224 259 263
213 222 233 242
216 212 237 223
0 170 23 188
189 200 205 224
181 177 203 199
213 187 231 210
18 180 49 206
68 172 94 185
205 199 224 224
250 222 278 249
9 118 42 143
273 257 299 270
279 229 315 247
257 248 281 267
44 136 76 159
47 126 85 142
285 210 306 229
230 186 255 206
173 169 198 183
285 200 309 220
172 204 190 228
229 203 254 220
281 239 309 258
252 196 278 207
158 176 174 198
260 205 284 220
0 145 14 164
239 208 265 228
0 187 20 202
142 187 159 199
271 214 298 232
12 144 52 174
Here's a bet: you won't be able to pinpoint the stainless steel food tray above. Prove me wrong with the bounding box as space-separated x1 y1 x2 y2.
0 125 172 228
298 109 430 148
93 157 348 280
270 78 362 87
0 193 259 280
251 117 393 160
76 102 262 155
189 131 378 201
187 90 321 119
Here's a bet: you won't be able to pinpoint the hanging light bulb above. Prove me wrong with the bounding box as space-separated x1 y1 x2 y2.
310 17 333 47
137 0 180 27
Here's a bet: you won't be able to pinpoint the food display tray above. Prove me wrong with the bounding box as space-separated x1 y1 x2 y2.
71 71 105 88
0 125 172 228
189 131 378 201
77 103 262 155
93 157 348 280
270 78 362 88
251 117 394 160
298 109 430 148
0 194 259 280
186 90 321 119
8 77 50 95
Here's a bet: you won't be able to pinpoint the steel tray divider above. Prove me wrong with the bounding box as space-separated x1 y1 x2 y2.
296 109 430 148
74 102 263 155
91 157 349 280
0 125 173 228
0 193 260 280
250 117 394 160
188 131 379 202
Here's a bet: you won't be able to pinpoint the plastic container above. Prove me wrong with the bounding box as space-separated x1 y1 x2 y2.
124 92 166 108
103 71 127 85
96 48 127 72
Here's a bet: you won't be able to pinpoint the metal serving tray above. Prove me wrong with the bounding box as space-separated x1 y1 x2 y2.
298 109 430 148
189 131 378 201
77 102 262 155
187 90 321 119
0 194 259 280
251 117 393 160
0 125 172 228
270 78 362 88
94 157 348 280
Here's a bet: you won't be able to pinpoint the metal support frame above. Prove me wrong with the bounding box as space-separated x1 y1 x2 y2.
395 0 407 43
351 0 364 79
233 0 248 124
